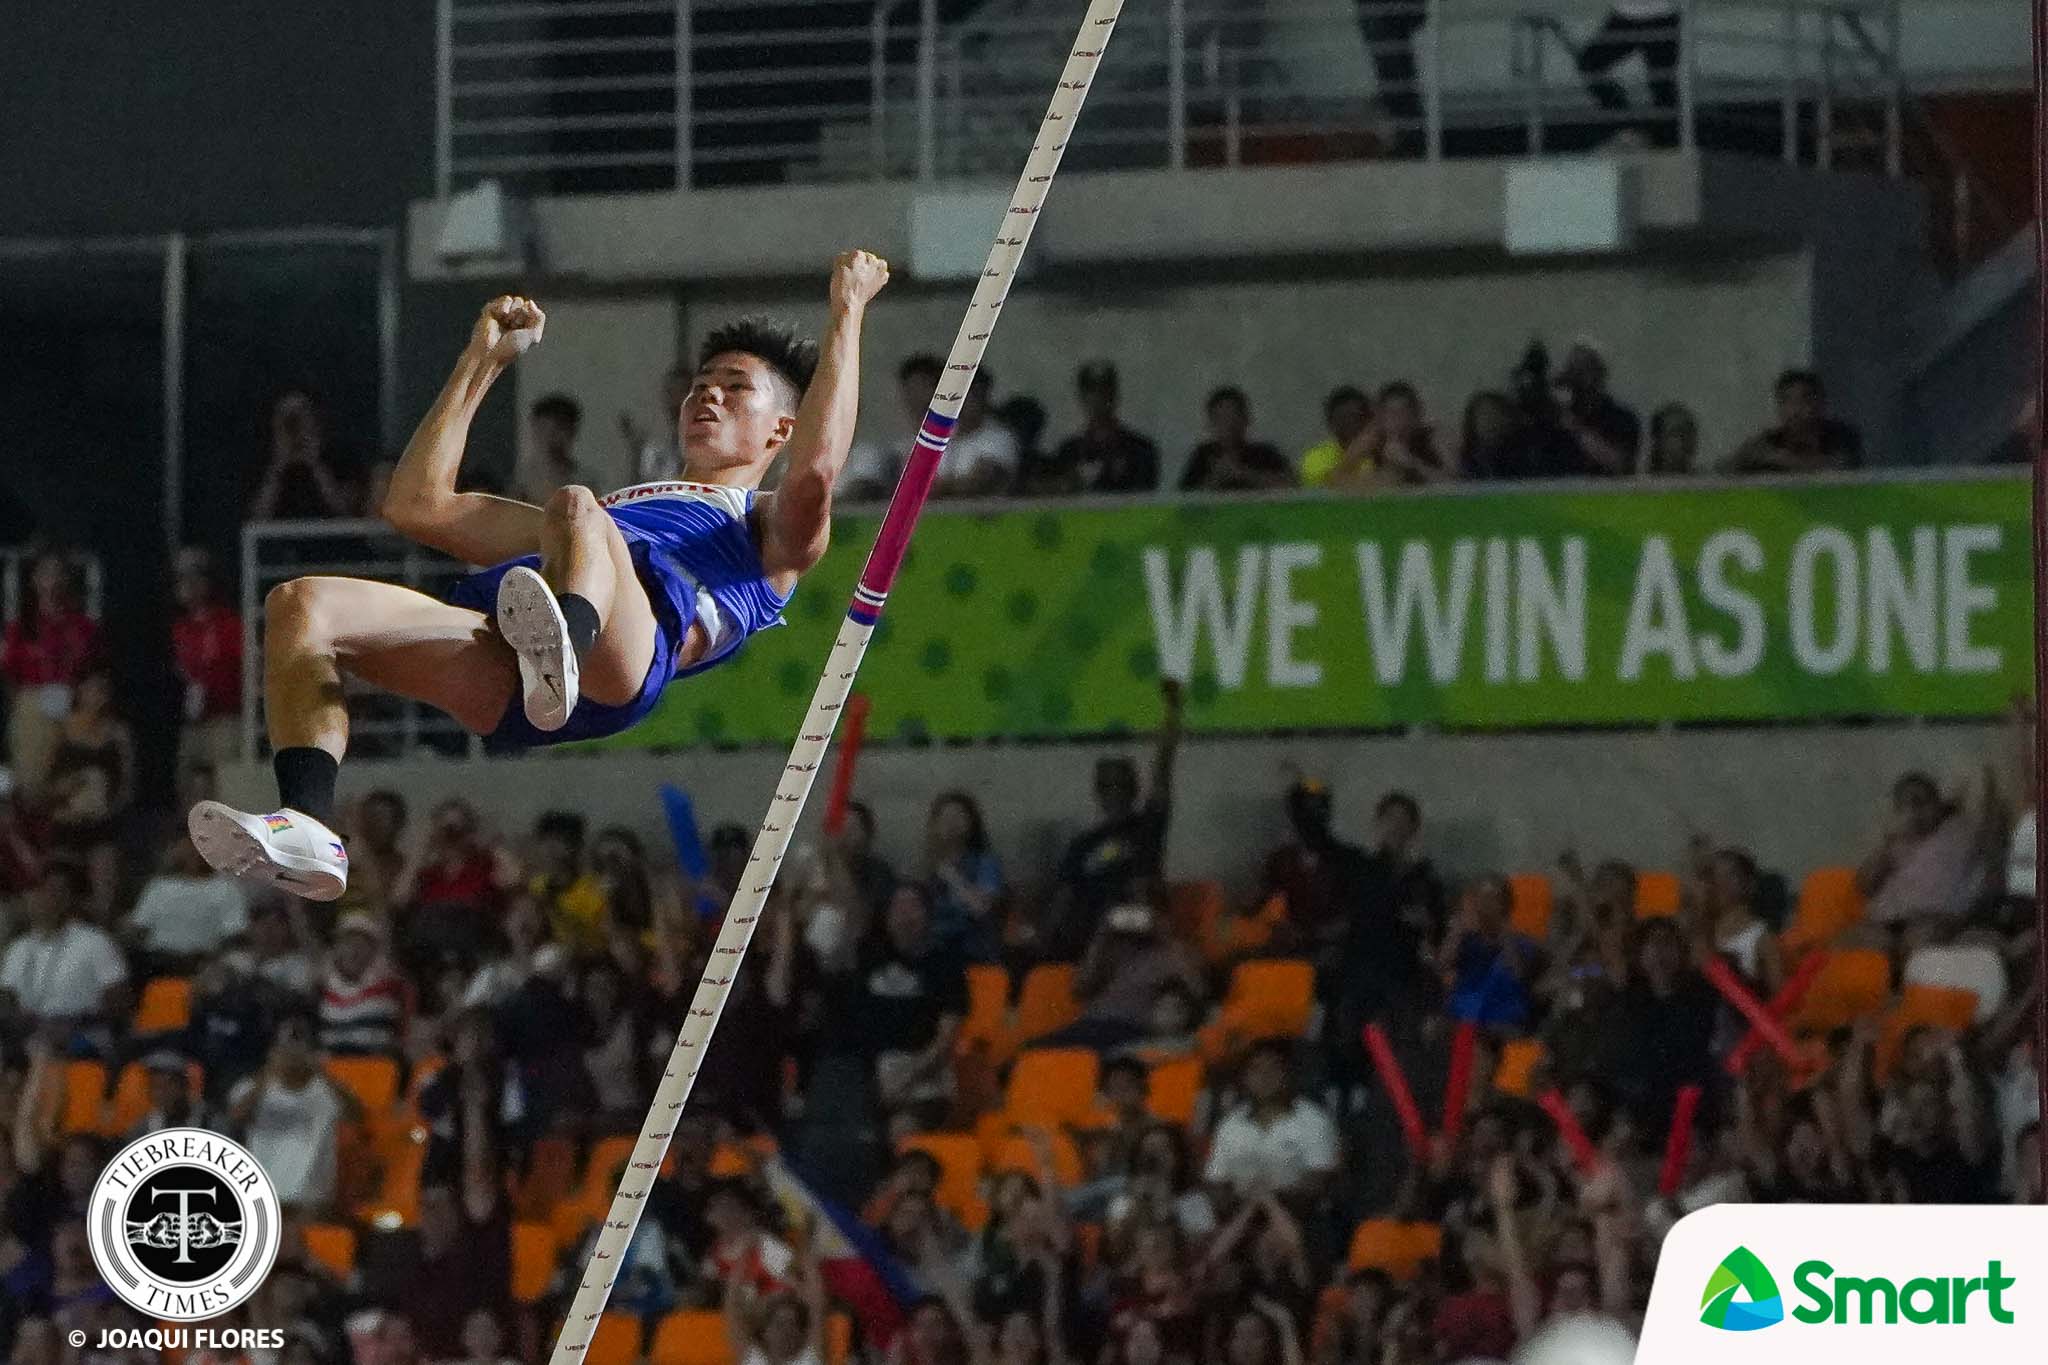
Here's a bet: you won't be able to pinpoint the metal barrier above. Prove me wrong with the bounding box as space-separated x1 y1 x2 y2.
239 520 480 763
436 0 1932 196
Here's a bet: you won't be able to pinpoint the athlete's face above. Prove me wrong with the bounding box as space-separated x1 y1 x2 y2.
680 351 797 478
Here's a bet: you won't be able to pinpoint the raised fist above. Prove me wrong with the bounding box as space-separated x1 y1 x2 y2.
471 294 546 364
829 249 890 312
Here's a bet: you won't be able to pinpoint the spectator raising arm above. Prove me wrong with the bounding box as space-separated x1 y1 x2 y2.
1489 1156 1542 1341
1151 677 1185 812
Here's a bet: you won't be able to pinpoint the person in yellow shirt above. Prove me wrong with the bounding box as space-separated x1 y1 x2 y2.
1299 386 1372 488
527 809 610 955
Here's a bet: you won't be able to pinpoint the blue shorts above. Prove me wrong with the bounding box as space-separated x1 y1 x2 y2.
447 539 697 750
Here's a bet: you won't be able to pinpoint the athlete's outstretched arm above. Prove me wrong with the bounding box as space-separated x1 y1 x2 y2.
760 250 891 585
381 295 550 567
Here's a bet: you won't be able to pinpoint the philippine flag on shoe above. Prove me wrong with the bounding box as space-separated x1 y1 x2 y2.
759 1156 915 1348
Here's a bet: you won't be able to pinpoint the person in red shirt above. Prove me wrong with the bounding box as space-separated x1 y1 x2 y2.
2 549 101 791
170 546 245 768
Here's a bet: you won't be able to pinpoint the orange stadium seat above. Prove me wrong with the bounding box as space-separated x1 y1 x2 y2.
826 1313 852 1365
1792 950 1890 1033
356 1121 426 1228
988 1129 1084 1187
580 1313 644 1365
711 1142 758 1177
649 1310 729 1365
1166 879 1227 942
1146 1055 1204 1125
1492 1039 1545 1097
511 1220 558 1304
1005 1048 1100 1128
1508 874 1554 939
132 977 192 1034
324 1056 399 1114
106 1061 203 1137
1220 958 1315 1040
1635 871 1682 919
1348 1219 1441 1280
958 964 1011 1052
61 1061 106 1135
1783 867 1867 953
516 1136 579 1220
1010 965 1081 1047
301 1223 356 1278
554 1135 637 1245
1876 984 1981 1081
899 1133 984 1223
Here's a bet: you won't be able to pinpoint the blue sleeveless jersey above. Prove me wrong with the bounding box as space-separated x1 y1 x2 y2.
447 481 790 748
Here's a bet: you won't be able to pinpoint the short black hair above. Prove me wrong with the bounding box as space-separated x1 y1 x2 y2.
1102 1056 1148 1089
1245 1037 1294 1070
700 316 820 403
1376 790 1421 824
1325 385 1368 415
535 810 586 846
362 789 408 824
529 393 582 428
42 859 91 900
1206 386 1249 414
1376 380 1420 407
1894 770 1940 803
1776 368 1824 397
897 1149 941 1180
898 352 944 386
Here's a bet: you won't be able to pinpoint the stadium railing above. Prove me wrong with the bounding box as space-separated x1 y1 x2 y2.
433 0 1923 197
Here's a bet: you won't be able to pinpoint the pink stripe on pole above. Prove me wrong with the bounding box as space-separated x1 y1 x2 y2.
860 411 957 596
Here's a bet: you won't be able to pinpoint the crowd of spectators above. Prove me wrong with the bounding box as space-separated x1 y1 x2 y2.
835 340 1869 504
0 650 2039 1365
225 335 1874 538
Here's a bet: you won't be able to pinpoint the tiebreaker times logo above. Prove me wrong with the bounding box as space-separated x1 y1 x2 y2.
85 1129 284 1325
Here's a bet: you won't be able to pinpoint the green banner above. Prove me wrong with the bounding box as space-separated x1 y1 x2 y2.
600 475 2033 747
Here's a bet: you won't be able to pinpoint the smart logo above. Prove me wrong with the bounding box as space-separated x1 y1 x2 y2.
1701 1247 1785 1332
1701 1246 2018 1331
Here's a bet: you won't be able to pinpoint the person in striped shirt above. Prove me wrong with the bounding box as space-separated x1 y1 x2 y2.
318 912 410 1057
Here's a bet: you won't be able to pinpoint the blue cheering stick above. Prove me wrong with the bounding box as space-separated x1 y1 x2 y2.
659 784 723 921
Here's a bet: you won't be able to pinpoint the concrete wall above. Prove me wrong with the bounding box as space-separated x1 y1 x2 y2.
513 295 684 492
220 721 2005 902
676 249 1812 481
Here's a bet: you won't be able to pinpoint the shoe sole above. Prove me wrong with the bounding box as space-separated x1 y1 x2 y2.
496 565 579 732
188 802 347 902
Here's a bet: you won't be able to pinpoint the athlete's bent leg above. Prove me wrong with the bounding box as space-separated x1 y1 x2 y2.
496 486 661 730
191 577 517 900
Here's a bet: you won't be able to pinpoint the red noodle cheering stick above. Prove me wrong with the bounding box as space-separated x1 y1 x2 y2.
821 694 872 838
1658 1083 1704 1196
1537 1088 1603 1173
1699 955 1803 1069
1441 1021 1477 1147
1362 1023 1430 1161
1722 950 1827 1076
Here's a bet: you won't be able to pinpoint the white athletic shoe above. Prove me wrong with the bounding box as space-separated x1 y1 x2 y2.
495 564 580 732
187 801 349 902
